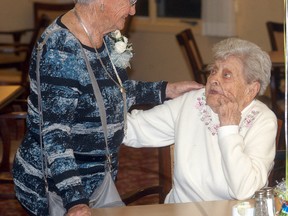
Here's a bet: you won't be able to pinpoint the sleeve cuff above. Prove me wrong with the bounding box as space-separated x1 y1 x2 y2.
65 198 89 211
218 125 239 139
161 81 168 103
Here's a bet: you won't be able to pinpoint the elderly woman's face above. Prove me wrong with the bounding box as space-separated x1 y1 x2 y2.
205 56 252 111
108 0 136 30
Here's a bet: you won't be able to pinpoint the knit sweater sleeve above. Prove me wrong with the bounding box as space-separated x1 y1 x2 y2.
124 92 187 147
217 109 277 200
124 80 168 108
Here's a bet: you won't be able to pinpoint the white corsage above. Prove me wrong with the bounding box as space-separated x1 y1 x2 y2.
109 30 133 69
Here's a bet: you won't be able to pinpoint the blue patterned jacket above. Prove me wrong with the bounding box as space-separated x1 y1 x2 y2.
12 17 166 215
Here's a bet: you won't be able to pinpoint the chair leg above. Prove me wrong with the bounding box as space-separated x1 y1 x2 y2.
0 118 12 172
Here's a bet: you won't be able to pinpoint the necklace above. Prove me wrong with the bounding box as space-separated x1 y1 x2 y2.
73 8 127 134
73 8 125 93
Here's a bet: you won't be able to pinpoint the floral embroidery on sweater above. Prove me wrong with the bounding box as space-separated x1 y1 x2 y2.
196 93 220 135
196 93 259 135
239 110 260 132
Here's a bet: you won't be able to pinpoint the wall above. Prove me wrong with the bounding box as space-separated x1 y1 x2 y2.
236 0 284 51
0 0 284 82
129 0 284 82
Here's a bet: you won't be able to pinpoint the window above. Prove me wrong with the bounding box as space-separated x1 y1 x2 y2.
135 0 201 19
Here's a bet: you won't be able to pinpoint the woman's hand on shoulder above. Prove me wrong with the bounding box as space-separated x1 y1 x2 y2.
66 204 91 216
166 81 204 99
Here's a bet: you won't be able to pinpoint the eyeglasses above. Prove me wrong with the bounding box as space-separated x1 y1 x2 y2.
130 0 137 6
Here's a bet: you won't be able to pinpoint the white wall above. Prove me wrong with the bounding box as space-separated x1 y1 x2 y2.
128 30 220 82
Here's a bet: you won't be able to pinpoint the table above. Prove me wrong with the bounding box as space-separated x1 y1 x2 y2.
269 50 284 67
91 200 252 216
0 85 25 172
0 85 24 111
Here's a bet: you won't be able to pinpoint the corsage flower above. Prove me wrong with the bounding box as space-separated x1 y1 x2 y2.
109 30 133 69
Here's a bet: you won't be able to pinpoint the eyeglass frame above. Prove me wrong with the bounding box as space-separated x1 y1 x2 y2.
130 0 137 6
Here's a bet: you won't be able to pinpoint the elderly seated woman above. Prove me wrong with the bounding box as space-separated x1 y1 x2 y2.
123 38 277 203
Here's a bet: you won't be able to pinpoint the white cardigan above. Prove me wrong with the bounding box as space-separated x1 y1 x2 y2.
123 88 277 203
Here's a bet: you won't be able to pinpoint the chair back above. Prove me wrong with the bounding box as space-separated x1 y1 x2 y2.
33 2 74 27
269 71 285 119
266 21 285 118
268 118 286 186
0 15 49 92
119 104 173 205
20 15 50 93
266 21 284 51
158 145 174 203
176 29 207 84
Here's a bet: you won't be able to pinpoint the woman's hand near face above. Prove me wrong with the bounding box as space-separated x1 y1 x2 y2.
66 204 92 216
217 91 241 126
166 81 204 99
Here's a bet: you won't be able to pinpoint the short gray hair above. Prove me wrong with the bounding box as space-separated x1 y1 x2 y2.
212 38 271 95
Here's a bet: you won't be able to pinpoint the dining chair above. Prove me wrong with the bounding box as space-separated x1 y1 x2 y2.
266 21 284 51
0 29 33 70
269 70 285 119
0 16 50 94
120 145 173 205
0 28 33 86
0 2 73 91
268 118 286 187
0 94 27 199
118 104 173 205
266 21 285 119
176 28 208 85
0 16 50 200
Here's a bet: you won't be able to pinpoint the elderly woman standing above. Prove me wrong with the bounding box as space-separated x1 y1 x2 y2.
12 0 202 215
124 38 277 203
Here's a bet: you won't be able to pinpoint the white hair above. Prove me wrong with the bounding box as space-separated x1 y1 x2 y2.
212 38 272 95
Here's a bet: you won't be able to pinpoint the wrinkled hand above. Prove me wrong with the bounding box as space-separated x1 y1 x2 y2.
66 204 91 216
217 91 241 126
166 81 204 99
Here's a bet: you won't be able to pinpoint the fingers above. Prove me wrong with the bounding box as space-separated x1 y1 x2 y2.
221 90 237 103
166 81 204 99
66 204 91 216
217 93 241 126
189 81 205 89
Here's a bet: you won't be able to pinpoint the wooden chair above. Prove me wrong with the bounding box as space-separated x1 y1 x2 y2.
120 145 173 205
266 21 285 119
0 29 33 70
1 2 74 91
0 16 50 200
266 21 284 51
33 2 74 27
118 104 173 205
0 28 33 86
176 29 208 85
268 118 286 187
0 98 28 199
269 70 285 119
0 16 50 93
